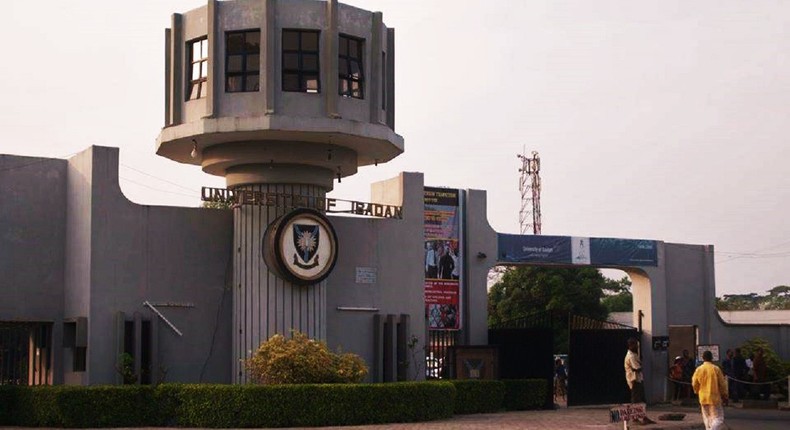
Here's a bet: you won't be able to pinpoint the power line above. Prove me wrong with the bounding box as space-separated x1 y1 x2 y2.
119 176 196 199
120 163 196 193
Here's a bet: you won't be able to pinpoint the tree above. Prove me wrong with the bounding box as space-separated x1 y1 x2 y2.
601 276 633 313
765 285 790 310
715 293 760 310
488 266 610 353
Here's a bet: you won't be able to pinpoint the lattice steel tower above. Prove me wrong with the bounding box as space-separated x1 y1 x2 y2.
518 151 542 234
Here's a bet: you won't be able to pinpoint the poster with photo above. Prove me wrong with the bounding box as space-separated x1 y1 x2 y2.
424 187 462 330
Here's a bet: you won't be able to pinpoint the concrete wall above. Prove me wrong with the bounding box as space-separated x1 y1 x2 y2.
325 172 425 382
81 146 234 384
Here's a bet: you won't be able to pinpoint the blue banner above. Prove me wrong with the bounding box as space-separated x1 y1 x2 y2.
497 234 658 267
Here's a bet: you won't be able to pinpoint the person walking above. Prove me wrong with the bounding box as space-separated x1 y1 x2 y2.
623 337 655 425
692 350 728 430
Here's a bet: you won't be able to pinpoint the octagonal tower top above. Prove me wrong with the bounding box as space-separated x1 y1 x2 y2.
156 0 401 190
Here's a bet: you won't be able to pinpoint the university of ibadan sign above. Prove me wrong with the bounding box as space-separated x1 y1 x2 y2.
202 187 403 219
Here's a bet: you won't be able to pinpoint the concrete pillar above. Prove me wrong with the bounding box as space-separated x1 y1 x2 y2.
232 183 328 383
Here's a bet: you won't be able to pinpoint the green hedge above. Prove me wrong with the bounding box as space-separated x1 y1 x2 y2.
0 382 455 428
450 379 547 414
4 385 162 427
450 380 505 414
0 379 546 427
502 379 548 411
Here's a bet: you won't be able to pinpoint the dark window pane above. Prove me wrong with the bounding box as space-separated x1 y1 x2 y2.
227 55 243 72
283 30 299 50
348 39 358 57
302 54 318 71
339 38 348 56
246 54 260 71
304 74 319 92
283 73 299 91
338 60 348 76
226 76 243 92
245 31 260 53
246 75 260 91
351 61 361 79
283 53 299 70
227 33 245 55
302 32 319 51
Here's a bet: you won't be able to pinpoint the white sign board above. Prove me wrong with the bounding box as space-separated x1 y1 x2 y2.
609 403 646 423
355 267 377 284
697 344 720 362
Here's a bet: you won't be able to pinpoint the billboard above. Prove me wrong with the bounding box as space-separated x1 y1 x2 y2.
424 187 462 330
497 234 658 267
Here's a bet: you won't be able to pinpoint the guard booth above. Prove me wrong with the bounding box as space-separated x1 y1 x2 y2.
0 322 53 385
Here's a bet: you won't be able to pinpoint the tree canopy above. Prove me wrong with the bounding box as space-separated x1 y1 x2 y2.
716 286 790 310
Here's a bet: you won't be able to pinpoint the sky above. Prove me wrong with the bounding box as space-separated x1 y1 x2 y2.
2 0 788 297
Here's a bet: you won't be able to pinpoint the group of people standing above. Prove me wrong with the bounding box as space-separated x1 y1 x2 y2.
721 347 770 401
625 339 733 429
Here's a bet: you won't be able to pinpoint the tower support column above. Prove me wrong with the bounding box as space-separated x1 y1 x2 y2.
232 183 327 383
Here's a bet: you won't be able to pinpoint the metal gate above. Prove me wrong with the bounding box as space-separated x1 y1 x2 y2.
567 315 638 406
489 311 556 409
0 322 52 385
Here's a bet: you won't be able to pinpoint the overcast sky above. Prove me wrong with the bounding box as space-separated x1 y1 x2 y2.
2 0 788 297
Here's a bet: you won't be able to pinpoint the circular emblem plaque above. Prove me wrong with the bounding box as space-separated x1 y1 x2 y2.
262 208 339 286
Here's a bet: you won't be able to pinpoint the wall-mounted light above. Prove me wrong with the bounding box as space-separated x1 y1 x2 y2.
190 139 198 159
476 252 487 259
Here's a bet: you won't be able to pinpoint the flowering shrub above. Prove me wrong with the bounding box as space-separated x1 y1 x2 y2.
246 331 367 384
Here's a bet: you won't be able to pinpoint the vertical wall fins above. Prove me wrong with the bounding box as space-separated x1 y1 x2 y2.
206 0 218 118
133 312 142 385
396 314 410 381
324 0 340 118
164 29 172 126
263 0 276 115
368 12 382 124
385 28 395 129
170 14 183 125
115 312 126 385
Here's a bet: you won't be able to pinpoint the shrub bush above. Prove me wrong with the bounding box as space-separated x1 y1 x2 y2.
246 331 368 384
450 380 505 414
4 385 161 427
502 379 548 410
1 381 455 428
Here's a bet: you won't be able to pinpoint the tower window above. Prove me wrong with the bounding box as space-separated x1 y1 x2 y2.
187 37 209 100
226 30 260 93
282 29 320 93
339 35 364 99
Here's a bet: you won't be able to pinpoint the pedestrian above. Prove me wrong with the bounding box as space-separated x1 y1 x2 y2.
670 356 684 401
623 337 656 425
732 348 747 402
692 350 728 430
721 349 735 401
752 348 768 400
681 349 696 398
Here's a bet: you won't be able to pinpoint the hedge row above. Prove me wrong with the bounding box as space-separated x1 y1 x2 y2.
0 379 547 427
450 379 547 414
0 382 455 428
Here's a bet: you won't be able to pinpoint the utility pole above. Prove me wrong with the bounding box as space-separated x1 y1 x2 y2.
518 150 542 235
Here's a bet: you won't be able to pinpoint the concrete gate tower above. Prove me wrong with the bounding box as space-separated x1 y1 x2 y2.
156 0 402 382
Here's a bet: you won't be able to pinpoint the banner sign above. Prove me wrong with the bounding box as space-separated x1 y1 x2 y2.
424 187 462 330
497 234 658 267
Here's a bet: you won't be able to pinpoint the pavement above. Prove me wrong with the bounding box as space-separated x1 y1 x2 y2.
280 404 706 430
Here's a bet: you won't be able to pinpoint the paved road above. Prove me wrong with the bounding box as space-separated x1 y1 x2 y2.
720 407 790 430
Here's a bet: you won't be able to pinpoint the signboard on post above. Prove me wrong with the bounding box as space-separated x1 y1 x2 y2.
609 403 647 426
697 344 720 362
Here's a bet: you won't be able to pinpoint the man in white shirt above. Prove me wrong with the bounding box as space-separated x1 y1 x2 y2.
624 337 656 425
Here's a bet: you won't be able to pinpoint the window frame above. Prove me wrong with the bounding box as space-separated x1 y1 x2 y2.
338 34 365 99
187 37 209 100
225 29 261 93
281 29 321 94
